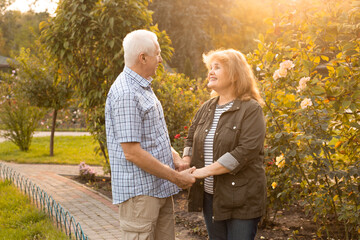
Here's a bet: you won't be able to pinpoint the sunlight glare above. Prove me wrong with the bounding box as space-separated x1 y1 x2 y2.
7 0 58 15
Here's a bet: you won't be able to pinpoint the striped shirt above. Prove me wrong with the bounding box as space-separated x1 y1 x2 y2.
105 66 179 204
204 101 234 194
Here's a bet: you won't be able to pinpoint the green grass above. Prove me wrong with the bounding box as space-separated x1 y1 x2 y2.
0 136 103 165
0 180 68 240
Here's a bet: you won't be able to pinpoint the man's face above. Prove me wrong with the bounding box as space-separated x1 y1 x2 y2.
144 43 163 78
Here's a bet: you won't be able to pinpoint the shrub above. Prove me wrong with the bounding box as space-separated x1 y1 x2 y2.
152 71 209 153
247 0 359 238
0 100 44 151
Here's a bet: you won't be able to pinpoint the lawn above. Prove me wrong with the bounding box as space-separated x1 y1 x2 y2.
0 136 104 165
0 180 68 239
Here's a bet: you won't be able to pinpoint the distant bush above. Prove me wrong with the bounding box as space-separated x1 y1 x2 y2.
152 71 209 153
0 100 44 151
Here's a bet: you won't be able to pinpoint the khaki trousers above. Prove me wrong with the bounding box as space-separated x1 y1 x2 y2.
118 195 175 240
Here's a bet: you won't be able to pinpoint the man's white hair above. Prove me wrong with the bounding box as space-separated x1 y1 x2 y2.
123 29 158 67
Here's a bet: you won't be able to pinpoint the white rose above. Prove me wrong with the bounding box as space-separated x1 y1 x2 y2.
273 68 288 80
297 77 311 92
280 60 295 70
300 98 313 109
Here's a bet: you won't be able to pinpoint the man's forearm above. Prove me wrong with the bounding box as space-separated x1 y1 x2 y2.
123 143 177 181
121 142 195 188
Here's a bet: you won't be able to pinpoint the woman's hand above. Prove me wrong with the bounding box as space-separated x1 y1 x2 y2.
191 168 209 179
191 162 230 179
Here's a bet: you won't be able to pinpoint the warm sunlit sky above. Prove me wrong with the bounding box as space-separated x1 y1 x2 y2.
7 0 58 15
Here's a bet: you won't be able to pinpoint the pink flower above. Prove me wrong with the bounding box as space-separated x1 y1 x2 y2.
174 134 181 139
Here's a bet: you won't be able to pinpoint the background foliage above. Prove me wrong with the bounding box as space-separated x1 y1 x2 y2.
247 0 360 238
11 46 73 156
152 72 209 155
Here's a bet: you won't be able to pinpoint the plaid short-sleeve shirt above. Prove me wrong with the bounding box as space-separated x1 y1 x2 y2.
105 66 179 204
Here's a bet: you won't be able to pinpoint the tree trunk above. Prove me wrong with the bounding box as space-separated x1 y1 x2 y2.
50 109 57 156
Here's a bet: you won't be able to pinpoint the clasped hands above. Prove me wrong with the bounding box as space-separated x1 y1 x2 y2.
173 156 207 189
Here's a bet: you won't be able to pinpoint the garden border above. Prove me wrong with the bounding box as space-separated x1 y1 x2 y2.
0 162 88 240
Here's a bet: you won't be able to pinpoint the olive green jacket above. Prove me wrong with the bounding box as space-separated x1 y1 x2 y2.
184 97 267 221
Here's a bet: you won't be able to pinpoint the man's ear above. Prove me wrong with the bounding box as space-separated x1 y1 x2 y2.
139 53 146 64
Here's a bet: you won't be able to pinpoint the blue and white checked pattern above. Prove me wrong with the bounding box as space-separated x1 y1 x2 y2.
105 66 179 204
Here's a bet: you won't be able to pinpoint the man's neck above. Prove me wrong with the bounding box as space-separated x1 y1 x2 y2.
128 65 150 80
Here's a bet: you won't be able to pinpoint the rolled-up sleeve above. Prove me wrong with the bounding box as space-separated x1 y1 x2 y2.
217 152 239 171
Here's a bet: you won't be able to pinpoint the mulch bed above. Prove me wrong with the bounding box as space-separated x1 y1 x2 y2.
67 175 324 240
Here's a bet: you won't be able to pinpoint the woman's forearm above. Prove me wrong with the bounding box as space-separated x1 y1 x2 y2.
192 162 230 179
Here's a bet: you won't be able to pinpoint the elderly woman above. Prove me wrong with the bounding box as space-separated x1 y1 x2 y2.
183 49 267 240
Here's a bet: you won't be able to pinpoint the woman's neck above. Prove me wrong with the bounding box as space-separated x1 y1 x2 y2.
218 94 236 105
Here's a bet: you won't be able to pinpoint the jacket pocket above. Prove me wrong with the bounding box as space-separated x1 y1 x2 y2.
217 122 241 148
215 177 248 209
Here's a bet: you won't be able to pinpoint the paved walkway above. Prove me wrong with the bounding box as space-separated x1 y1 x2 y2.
1 162 120 240
0 132 119 239
0 131 91 143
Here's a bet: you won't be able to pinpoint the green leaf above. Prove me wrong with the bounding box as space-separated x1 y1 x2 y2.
350 122 360 129
342 101 351 109
302 60 314 70
109 40 114 48
342 42 357 51
311 86 326 95
345 50 358 56
289 150 296 157
67 54 73 62
109 17 114 30
336 66 347 77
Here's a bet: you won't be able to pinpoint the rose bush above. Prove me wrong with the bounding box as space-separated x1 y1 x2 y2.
247 0 359 238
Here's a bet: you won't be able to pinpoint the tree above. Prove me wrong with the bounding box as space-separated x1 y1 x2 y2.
149 0 232 78
13 45 73 156
0 0 14 14
0 10 50 57
247 0 359 238
41 0 173 172
0 62 45 151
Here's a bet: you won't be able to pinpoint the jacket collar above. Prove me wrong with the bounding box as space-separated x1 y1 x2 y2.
208 96 243 112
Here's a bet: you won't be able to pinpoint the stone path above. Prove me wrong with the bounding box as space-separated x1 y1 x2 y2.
0 131 91 143
1 162 119 240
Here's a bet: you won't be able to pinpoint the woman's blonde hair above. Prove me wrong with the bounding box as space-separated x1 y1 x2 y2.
203 49 264 106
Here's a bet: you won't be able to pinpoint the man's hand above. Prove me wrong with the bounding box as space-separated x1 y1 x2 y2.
174 167 196 189
174 157 191 171
172 148 190 171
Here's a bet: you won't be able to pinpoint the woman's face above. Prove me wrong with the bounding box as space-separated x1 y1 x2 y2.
207 61 232 94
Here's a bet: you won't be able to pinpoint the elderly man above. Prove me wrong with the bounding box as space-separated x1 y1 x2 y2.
105 29 195 239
